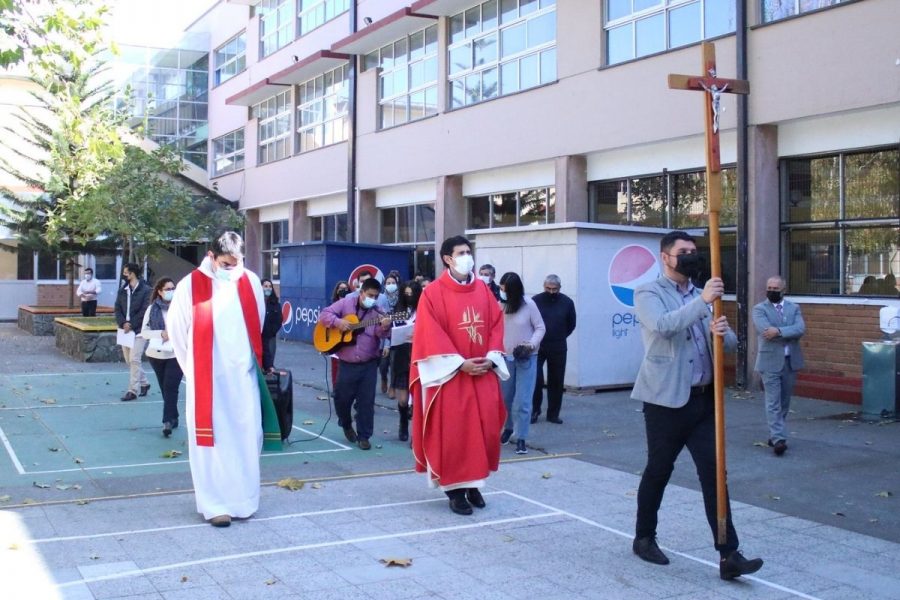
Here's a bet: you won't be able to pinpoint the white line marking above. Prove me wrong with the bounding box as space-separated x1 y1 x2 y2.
0 372 127 378
0 401 163 411
289 426 352 450
0 425 25 475
56 511 562 588
499 490 824 600
32 493 504 543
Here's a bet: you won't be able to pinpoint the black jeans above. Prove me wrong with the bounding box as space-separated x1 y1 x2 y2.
81 300 97 317
636 387 739 555
334 359 378 440
262 336 277 371
532 347 567 419
148 357 183 425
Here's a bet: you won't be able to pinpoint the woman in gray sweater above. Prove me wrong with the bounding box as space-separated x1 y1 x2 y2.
498 272 545 455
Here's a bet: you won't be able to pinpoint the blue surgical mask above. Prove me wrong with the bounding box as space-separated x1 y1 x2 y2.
162 290 174 302
264 288 273 297
385 283 397 294
499 290 508 302
215 267 232 282
362 296 376 309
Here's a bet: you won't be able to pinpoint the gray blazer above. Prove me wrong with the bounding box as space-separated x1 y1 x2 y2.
631 276 737 408
752 300 805 372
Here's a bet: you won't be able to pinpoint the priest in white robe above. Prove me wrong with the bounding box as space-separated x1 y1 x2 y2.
168 232 266 527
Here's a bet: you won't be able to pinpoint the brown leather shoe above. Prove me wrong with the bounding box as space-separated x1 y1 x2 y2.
209 515 231 528
358 438 371 450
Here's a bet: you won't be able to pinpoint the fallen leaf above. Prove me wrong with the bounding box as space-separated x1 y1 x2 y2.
72 484 81 490
76 500 90 506
752 441 768 447
73 458 84 464
8 543 19 550
160 450 182 459
89 554 99 560
302 420 315 425
22 499 36 505
33 482 50 489
40 398 57 405
180 576 188 583
379 557 413 568
875 491 893 498
265 579 277 585
55 484 71 491
375 444 383 449
277 477 304 491
869 518 879 523
311 482 322 489
48 448 59 452
865 441 873 446
541 473 552 479
833 512 845 517
316 395 329 401
766 495 781 501
0 495 10 502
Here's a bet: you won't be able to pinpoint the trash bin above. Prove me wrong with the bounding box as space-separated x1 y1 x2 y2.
861 340 900 421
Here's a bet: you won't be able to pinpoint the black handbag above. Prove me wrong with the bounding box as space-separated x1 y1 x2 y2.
512 344 531 361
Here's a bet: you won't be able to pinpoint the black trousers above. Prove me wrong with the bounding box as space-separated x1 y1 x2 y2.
635 387 739 555
532 347 567 419
81 300 97 317
148 356 183 425
262 336 277 371
334 359 378 440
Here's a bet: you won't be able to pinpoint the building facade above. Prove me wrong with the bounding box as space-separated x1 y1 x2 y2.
189 0 900 398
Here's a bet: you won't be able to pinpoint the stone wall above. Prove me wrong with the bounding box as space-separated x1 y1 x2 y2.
54 322 123 363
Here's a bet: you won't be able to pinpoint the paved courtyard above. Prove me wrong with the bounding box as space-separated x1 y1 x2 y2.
0 324 898 599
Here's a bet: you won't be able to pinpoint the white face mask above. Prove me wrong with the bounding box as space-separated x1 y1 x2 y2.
453 254 475 275
84 274 93 281
478 275 491 285
385 283 397 294
215 267 232 282
162 290 174 302
499 290 508 301
362 296 376 309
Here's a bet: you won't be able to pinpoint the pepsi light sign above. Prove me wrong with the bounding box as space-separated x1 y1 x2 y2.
608 244 659 339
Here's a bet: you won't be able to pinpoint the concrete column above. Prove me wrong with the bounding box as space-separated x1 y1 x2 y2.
244 209 262 274
289 200 309 243
357 189 378 243
434 175 464 275
746 124 780 383
554 155 588 223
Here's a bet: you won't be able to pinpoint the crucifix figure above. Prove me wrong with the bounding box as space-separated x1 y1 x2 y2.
668 42 750 546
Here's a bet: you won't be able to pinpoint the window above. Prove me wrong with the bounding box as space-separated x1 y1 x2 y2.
297 65 349 153
466 187 555 229
254 90 292 164
448 0 556 109
261 220 289 280
214 33 246 86
605 0 735 65
588 167 736 228
298 0 349 36
212 129 245 176
365 25 439 128
379 204 436 244
781 147 899 296
259 0 294 58
761 0 847 23
311 213 350 241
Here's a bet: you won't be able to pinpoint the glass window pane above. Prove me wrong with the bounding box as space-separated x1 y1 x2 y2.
526 9 555 47
784 156 840 222
540 0 556 7
394 64 408 93
607 23 633 65
465 6 480 38
846 227 900 296
336 213 349 242
394 38 408 64
409 30 425 60
762 0 797 22
635 13 665 57
786 229 841 295
423 56 438 83
474 34 498 66
482 0 498 30
465 72 481 104
409 61 425 89
398 206 413 243
607 0 630 21
520 0 538 16
501 22 526 58
425 24 438 53
424 86 438 115
482 66 498 99
493 193 518 226
468 196 490 228
450 13 466 43
669 1 700 49
590 180 628 224
500 0 518 24
540 47 556 83
449 43 472 74
705 0 736 37
519 188 547 225
629 175 666 226
409 90 425 120
519 52 539 90
451 78 465 108
844 149 900 220
416 204 436 242
671 171 707 229
381 208 397 243
500 59 519 94
634 0 661 10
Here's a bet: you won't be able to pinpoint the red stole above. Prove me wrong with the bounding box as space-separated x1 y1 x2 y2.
410 272 506 486
191 269 262 446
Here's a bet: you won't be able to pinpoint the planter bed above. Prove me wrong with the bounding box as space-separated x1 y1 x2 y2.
18 305 114 336
54 317 123 363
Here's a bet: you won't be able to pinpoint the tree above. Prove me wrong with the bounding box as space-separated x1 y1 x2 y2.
0 0 25 68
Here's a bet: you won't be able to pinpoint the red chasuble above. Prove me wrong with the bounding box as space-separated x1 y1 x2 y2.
191 270 263 447
410 271 506 487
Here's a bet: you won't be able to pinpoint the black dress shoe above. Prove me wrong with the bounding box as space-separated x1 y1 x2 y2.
720 551 763 580
633 536 670 565
466 488 486 509
343 427 358 443
448 494 473 515
547 417 563 424
500 429 513 445
530 412 540 424
120 391 137 401
162 422 173 438
139 383 151 397
773 440 787 456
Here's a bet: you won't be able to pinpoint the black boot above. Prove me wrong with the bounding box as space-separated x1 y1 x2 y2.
398 405 409 442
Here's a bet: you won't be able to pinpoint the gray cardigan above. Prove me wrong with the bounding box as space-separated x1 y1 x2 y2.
502 296 546 356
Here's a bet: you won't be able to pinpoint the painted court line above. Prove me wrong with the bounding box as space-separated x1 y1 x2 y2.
0 424 26 475
499 490 824 600
56 511 563 588
31 492 505 544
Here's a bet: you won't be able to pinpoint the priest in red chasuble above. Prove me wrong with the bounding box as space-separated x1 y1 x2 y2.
168 232 269 528
411 235 509 515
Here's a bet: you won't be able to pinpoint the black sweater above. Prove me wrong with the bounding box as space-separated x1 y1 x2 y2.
532 291 576 351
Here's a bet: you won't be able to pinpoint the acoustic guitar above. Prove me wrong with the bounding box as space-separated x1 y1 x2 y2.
313 310 408 353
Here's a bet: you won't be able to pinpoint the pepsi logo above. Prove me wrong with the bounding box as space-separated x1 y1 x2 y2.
281 301 293 333
608 245 659 307
349 264 383 291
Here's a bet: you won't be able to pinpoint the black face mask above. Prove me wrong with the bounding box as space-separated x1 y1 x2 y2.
673 253 703 280
337 289 348 298
767 290 783 304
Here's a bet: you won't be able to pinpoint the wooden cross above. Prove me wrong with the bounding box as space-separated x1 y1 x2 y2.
668 42 749 546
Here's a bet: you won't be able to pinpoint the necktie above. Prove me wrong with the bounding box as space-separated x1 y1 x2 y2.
775 304 784 323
